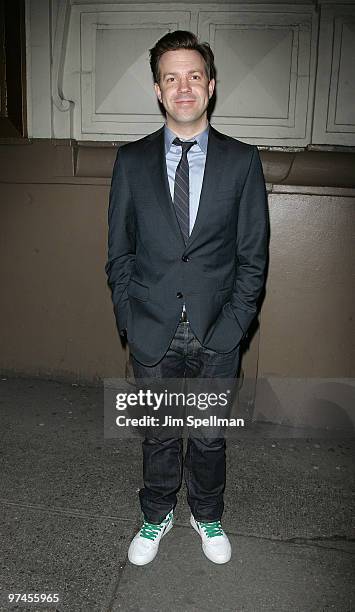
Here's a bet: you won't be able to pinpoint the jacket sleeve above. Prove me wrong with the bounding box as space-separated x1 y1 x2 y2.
230 145 269 337
105 146 136 336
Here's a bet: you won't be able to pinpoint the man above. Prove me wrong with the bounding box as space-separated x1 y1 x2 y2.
105 30 269 565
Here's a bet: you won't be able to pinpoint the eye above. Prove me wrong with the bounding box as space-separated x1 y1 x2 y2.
191 74 201 80
166 77 175 82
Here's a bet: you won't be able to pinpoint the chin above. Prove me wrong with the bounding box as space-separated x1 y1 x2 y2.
176 115 197 122
174 111 202 123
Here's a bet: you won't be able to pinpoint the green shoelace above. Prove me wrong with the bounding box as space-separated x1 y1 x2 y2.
140 512 172 541
198 520 224 538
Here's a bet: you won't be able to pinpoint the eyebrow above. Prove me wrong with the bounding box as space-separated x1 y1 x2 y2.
163 70 204 77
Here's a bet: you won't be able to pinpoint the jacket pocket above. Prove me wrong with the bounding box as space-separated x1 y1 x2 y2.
217 285 233 294
127 279 149 302
216 286 233 304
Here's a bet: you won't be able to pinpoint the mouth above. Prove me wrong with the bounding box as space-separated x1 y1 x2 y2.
175 99 195 104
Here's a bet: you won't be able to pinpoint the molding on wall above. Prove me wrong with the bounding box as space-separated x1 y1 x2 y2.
312 3 355 146
24 0 355 145
1 139 355 188
74 3 319 143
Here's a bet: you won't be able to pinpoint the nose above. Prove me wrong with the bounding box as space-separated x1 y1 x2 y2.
177 76 191 93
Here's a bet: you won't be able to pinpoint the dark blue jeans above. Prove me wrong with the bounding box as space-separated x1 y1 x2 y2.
130 321 240 524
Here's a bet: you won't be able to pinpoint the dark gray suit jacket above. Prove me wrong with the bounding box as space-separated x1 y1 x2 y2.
105 125 269 366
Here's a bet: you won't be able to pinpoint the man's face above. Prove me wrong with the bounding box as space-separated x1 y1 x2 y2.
154 49 215 130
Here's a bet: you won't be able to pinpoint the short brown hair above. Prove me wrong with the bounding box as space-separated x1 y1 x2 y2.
149 30 216 84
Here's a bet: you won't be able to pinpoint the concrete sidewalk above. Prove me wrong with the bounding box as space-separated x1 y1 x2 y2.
0 377 354 612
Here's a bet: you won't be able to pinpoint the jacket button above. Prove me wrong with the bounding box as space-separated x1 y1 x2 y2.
182 255 189 262
176 292 183 298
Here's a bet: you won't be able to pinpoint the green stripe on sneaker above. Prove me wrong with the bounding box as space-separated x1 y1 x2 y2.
140 511 173 541
140 521 164 540
198 520 224 538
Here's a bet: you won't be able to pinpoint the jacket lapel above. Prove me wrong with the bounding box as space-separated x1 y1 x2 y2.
186 126 225 251
145 128 186 247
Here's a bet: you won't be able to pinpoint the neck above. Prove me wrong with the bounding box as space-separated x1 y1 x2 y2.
166 117 208 140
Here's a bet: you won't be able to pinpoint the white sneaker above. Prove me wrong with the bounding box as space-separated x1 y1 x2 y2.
128 510 174 566
190 514 231 564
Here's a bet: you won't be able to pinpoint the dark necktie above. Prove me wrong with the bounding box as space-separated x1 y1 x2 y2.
172 138 197 244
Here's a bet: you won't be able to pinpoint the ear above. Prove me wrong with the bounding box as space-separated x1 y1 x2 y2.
154 82 162 103
208 78 215 99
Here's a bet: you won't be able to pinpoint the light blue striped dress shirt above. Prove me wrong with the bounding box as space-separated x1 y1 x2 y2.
164 124 209 236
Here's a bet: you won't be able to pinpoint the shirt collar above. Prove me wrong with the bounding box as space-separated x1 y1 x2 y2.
164 123 209 155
